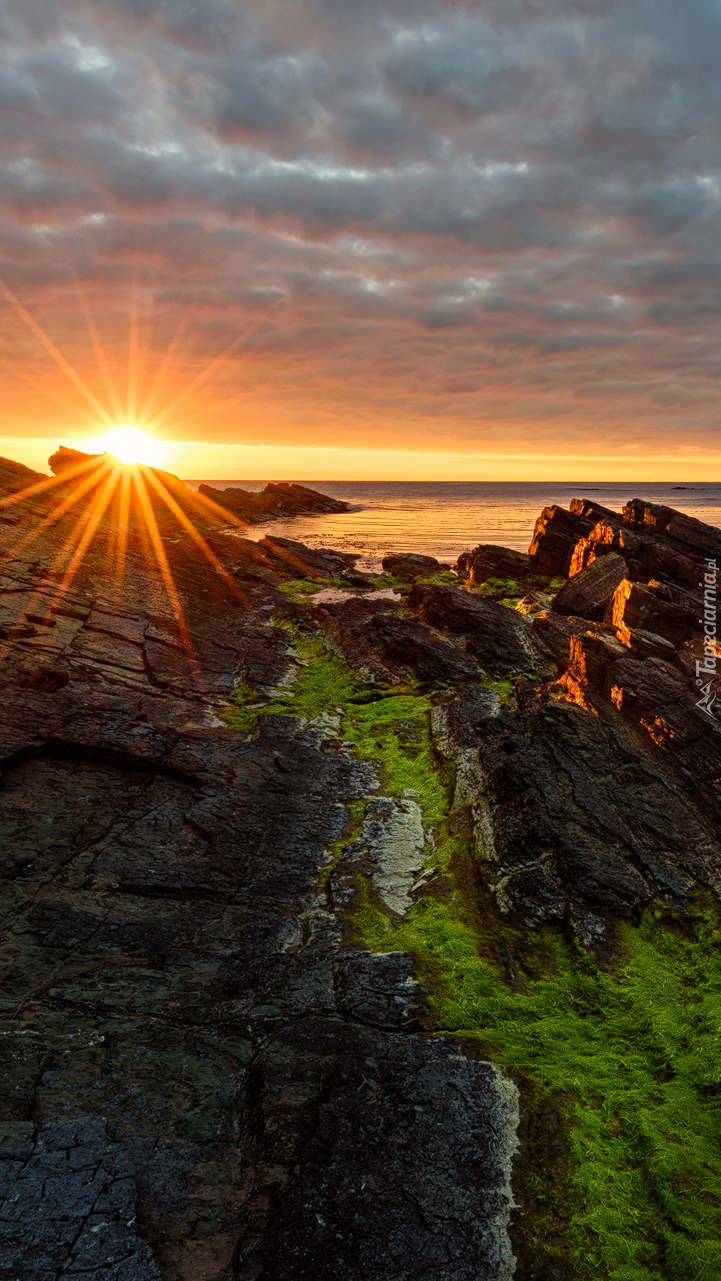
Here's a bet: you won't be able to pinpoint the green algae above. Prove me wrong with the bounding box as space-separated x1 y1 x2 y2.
355 882 721 1280
277 577 330 601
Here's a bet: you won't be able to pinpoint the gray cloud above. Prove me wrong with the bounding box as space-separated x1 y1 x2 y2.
1 0 721 452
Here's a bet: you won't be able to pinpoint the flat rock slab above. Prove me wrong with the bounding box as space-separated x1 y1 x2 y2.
239 1020 518 1281
0 1117 160 1281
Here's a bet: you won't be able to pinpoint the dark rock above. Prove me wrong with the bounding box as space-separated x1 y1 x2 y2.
528 505 594 574
0 1117 161 1281
257 535 361 581
313 596 482 684
455 544 531 587
622 498 676 532
605 578 698 646
334 952 423 1028
551 552 628 621
569 497 619 522
407 584 547 676
239 1022 517 1281
381 552 441 580
48 444 103 474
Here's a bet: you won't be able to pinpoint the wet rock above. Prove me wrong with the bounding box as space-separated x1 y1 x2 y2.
551 552 628 621
239 1022 519 1281
381 551 442 580
334 952 423 1029
407 584 549 676
257 535 366 582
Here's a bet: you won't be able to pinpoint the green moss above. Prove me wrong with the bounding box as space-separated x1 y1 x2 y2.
355 878 721 1280
277 577 329 601
342 695 448 825
476 576 522 596
414 570 458 586
221 676 260 732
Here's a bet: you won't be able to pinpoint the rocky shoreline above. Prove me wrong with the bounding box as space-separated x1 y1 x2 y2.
1 453 721 1280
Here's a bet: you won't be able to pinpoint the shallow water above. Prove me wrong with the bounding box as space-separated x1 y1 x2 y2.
186 480 721 567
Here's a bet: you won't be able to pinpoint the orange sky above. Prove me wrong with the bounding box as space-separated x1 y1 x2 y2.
2 0 721 481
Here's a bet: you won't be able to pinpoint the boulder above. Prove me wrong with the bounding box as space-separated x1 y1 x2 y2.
382 552 442 580
406 584 545 676
528 505 594 574
551 553 628 622
455 544 531 587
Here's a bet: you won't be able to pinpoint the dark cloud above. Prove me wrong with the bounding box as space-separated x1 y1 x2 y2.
1 0 721 454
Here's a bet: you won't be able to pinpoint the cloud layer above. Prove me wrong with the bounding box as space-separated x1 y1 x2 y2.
1 0 721 464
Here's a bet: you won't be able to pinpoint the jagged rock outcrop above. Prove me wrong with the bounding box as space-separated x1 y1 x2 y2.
528 505 595 574
551 552 628 621
454 544 532 590
198 480 349 523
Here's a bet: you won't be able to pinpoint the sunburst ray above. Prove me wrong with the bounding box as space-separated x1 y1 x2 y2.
131 465 199 680
0 455 106 513
75 285 124 422
141 466 250 608
0 280 114 427
1 457 111 561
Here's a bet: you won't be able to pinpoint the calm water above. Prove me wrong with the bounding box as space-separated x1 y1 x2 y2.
185 481 721 570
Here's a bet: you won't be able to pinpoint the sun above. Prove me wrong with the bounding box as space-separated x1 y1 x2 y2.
93 426 168 468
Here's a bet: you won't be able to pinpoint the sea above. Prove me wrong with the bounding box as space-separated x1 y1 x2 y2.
184 480 721 572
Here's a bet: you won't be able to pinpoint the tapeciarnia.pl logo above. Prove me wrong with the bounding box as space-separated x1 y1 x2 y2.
696 557 718 717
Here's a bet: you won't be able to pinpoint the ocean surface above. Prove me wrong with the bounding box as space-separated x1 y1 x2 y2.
184 480 721 571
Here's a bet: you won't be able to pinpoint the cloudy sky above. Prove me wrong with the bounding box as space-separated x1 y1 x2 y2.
1 0 721 478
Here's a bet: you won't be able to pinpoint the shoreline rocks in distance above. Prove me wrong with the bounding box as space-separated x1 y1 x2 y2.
198 479 349 523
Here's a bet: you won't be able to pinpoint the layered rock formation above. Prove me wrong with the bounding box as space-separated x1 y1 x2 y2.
2 456 721 1280
197 480 349 523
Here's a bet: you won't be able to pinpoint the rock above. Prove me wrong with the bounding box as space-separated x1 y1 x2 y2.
257 535 363 582
198 481 349 523
569 497 620 522
551 552 628 621
382 552 442 580
0 1117 161 1281
359 793 428 915
313 596 482 684
455 544 531 588
240 1023 518 1281
528 505 594 574
605 578 698 646
517 589 553 615
334 952 423 1029
48 444 103 474
0 455 46 497
407 584 547 676
7 446 721 1277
